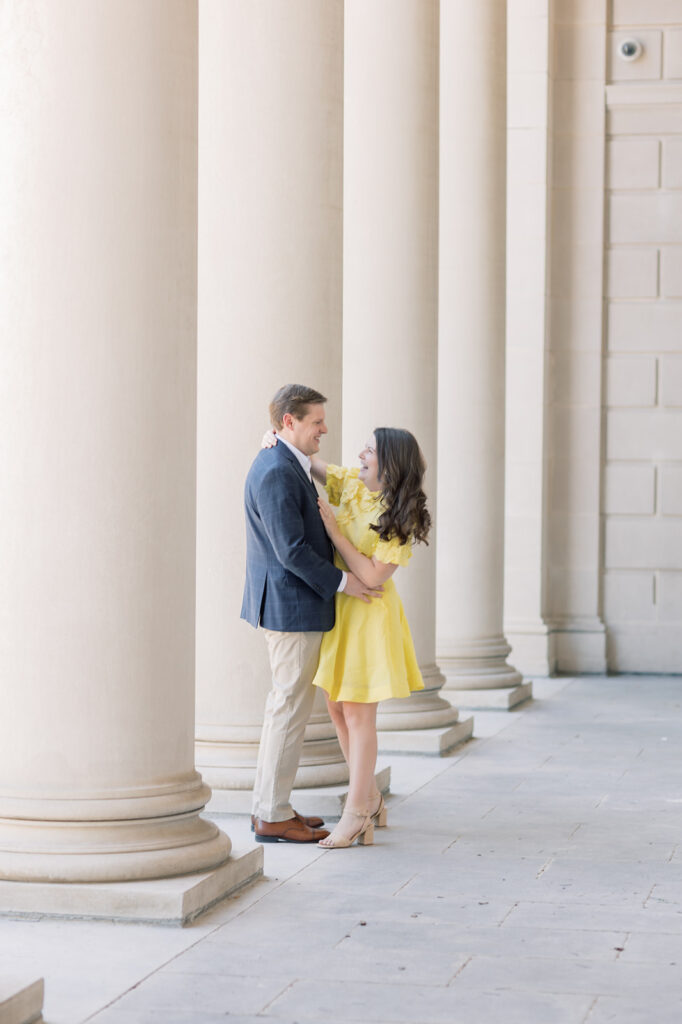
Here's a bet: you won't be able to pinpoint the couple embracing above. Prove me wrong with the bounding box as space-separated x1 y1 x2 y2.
241 384 430 849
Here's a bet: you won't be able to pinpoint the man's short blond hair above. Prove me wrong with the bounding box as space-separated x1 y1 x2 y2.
269 384 327 430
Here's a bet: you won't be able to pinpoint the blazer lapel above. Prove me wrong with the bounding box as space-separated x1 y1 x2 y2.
278 443 317 496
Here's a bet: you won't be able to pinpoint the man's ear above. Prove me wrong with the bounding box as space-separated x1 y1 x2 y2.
281 412 294 431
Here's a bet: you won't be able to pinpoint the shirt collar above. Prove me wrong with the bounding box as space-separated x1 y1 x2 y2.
278 436 312 482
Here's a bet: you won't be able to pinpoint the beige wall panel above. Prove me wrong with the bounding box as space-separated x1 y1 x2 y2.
607 139 660 189
608 303 682 351
605 518 682 569
605 354 658 405
596 3 681 672
659 355 682 405
659 466 682 514
660 248 682 295
607 409 682 459
609 193 682 245
613 0 682 24
608 105 682 133
664 29 682 78
662 138 682 186
608 627 682 672
604 464 657 514
658 571 682 615
607 249 659 298
603 571 656 621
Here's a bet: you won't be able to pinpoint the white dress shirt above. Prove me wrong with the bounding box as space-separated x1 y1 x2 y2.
277 436 347 593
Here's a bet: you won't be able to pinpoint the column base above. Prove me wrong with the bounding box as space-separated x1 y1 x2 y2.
0 976 44 1024
551 617 607 673
376 664 463 731
439 634 524 695
445 681 533 710
196 698 350 793
504 618 558 677
206 766 391 820
377 716 473 756
0 810 232 884
0 846 263 927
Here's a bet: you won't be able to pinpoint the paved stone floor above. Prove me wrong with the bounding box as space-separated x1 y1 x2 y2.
2 676 682 1024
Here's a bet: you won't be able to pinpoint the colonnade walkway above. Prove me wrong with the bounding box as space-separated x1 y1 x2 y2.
3 676 682 1024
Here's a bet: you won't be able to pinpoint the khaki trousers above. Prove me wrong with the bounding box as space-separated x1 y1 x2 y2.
252 629 323 822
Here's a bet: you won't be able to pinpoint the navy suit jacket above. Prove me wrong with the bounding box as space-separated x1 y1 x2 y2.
240 443 343 632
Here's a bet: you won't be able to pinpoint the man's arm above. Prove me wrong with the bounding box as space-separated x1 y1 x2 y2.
344 571 384 603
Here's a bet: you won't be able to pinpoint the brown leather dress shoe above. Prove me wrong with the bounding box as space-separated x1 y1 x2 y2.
250 810 324 832
253 816 330 844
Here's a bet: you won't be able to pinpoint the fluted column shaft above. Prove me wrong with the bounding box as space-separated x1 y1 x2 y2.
343 0 464 744
437 0 523 697
0 0 230 882
195 0 348 797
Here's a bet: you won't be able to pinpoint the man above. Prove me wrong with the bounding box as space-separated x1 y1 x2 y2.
241 384 378 843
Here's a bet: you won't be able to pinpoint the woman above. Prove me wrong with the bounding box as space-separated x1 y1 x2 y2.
264 426 431 849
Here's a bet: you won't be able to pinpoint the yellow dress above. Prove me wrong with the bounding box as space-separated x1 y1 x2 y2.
312 465 425 704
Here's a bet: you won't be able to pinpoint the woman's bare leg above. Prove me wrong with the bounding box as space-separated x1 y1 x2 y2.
325 694 350 766
320 701 378 845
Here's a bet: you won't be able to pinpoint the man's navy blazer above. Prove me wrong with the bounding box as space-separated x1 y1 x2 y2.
240 443 343 632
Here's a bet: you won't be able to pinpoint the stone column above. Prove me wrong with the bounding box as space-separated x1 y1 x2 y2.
0 0 259 919
343 0 472 754
437 0 531 709
503 0 555 678
195 0 352 815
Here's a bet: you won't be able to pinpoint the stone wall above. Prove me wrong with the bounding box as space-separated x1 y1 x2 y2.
604 1 682 671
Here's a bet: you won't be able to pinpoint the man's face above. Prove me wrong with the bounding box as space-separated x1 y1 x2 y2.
286 403 328 456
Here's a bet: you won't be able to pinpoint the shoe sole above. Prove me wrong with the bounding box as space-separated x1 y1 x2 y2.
255 834 327 844
251 823 324 833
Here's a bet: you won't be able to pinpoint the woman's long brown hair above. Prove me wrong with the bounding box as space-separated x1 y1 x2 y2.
370 427 431 547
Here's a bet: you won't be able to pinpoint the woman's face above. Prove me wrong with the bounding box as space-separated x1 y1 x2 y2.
358 434 381 491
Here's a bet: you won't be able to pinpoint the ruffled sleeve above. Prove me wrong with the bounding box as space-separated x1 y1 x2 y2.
325 464 353 506
373 534 413 567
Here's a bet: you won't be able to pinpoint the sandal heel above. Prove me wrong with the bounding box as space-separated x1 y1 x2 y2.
370 794 388 828
357 822 374 845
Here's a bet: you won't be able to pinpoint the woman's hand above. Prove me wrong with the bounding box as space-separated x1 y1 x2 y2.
262 429 278 449
318 497 341 544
